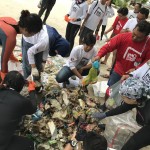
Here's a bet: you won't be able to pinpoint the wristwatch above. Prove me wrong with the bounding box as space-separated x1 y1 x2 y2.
69 140 78 147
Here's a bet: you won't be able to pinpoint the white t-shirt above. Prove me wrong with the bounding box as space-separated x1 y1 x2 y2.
85 1 107 30
68 1 88 25
127 10 138 19
123 18 137 32
66 45 97 70
23 25 49 64
102 6 115 26
131 61 150 86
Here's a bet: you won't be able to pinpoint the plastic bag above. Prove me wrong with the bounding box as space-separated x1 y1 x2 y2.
104 111 141 150
106 81 122 109
92 81 108 97
8 60 23 75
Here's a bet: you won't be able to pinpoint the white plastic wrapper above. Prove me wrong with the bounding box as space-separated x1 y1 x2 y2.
92 81 108 97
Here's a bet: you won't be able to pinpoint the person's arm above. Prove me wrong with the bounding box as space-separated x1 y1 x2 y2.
106 102 136 117
22 81 38 115
104 16 118 34
71 68 83 79
95 34 121 61
104 26 113 34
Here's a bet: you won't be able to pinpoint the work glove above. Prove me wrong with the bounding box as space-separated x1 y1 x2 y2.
31 67 39 78
28 81 36 92
91 112 106 120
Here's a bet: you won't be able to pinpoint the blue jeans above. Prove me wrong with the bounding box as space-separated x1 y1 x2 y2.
56 66 89 83
22 38 43 79
108 71 121 87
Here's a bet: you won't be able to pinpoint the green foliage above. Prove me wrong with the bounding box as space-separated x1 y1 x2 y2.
113 0 130 7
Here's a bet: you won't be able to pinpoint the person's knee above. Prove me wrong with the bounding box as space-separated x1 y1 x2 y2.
56 74 62 83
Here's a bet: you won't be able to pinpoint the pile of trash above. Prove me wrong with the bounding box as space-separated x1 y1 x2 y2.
18 56 102 150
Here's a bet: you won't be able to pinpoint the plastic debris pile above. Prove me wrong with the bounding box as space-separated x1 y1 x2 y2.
19 56 102 150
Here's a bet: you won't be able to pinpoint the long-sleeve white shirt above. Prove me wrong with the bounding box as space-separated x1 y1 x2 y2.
66 45 97 70
68 0 88 25
23 25 49 64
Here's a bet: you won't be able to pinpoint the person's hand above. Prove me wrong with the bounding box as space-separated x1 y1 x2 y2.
121 75 130 82
31 67 39 78
78 68 83 74
71 18 76 22
91 112 106 120
92 56 100 62
28 81 36 92
125 68 135 74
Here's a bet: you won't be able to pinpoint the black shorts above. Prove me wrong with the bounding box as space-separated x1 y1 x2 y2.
79 26 94 42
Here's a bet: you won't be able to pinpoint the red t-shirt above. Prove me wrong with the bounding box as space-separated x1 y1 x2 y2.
97 33 150 76
112 16 128 35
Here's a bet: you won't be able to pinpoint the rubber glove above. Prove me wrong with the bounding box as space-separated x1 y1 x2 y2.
31 67 39 78
28 81 36 92
92 112 106 120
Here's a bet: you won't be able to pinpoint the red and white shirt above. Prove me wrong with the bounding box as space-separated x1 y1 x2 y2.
97 33 150 76
112 16 128 35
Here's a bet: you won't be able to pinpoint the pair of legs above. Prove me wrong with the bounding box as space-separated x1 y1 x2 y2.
38 0 56 24
22 38 43 79
79 26 93 45
122 125 150 150
56 66 89 83
65 22 80 53
5 135 34 150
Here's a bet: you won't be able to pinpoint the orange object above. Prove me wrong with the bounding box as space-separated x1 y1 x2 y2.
64 15 72 22
0 72 7 81
28 81 36 92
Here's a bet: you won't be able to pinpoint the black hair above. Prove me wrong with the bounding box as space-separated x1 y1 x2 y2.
117 7 128 16
139 7 149 18
136 3 142 8
2 71 25 92
135 20 150 36
83 132 107 150
83 33 96 46
18 10 42 34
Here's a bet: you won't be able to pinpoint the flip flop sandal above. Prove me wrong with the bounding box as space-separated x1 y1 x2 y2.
100 74 110 78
